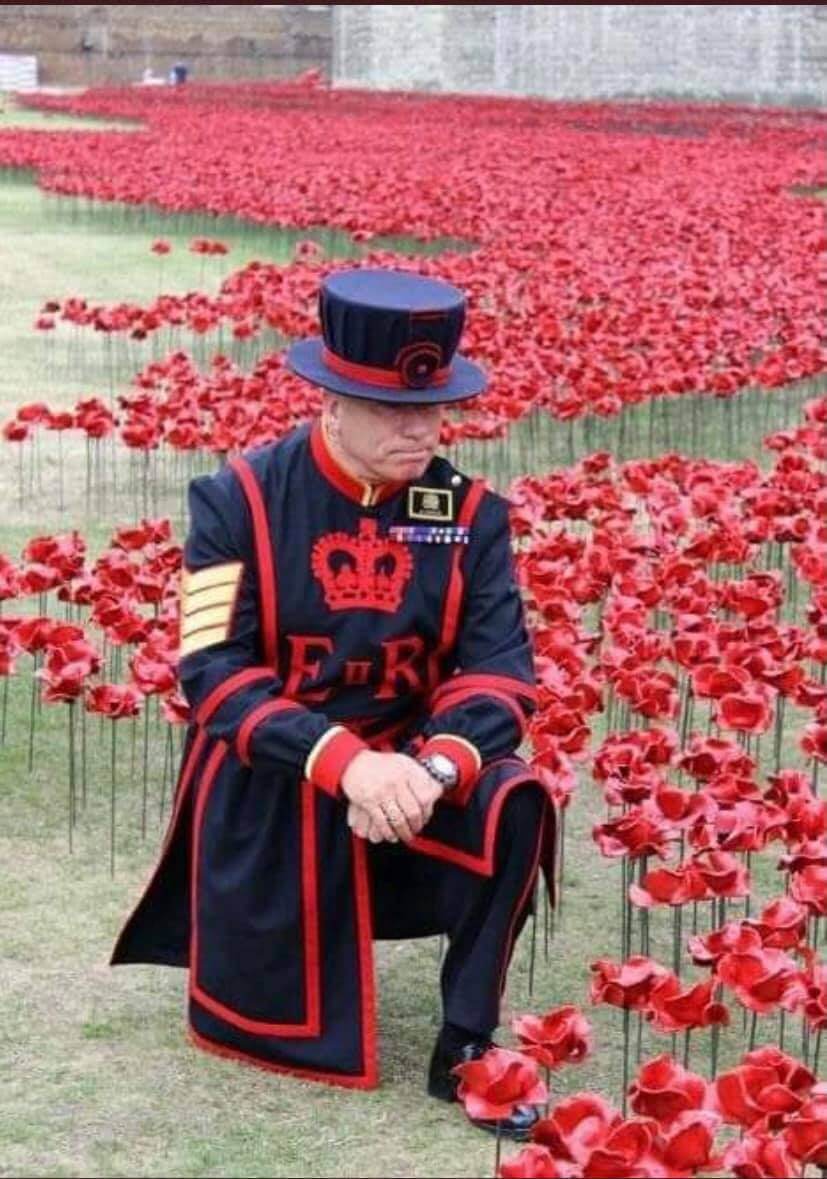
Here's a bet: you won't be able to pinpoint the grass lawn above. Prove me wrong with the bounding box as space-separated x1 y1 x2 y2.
0 103 823 1178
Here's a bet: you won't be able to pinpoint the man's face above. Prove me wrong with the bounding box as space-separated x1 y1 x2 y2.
327 394 445 484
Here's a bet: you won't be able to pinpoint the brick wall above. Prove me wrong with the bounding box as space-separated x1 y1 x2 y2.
0 4 332 87
333 5 827 108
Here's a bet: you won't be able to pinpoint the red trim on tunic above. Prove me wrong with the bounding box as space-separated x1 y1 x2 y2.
236 697 305 767
351 832 379 1088
430 673 539 708
308 727 369 798
187 792 378 1090
189 743 322 1038
407 767 549 876
309 420 405 507
228 457 279 671
431 685 528 738
196 667 274 727
426 479 488 690
109 727 210 963
188 1025 379 1092
496 805 547 998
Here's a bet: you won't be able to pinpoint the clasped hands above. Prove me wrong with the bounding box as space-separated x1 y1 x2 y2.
342 750 443 844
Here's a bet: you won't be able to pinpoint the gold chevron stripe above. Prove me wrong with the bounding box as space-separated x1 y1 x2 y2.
179 563 243 657
181 603 236 638
182 583 239 619
182 561 243 594
179 623 231 658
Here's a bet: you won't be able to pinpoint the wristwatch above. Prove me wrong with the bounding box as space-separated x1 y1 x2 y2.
419 752 460 793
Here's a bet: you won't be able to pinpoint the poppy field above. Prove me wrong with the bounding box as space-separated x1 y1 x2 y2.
0 80 826 1178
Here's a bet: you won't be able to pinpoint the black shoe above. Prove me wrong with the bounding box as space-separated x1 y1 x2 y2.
426 1034 541 1141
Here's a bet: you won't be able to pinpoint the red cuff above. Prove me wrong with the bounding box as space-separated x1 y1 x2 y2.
419 734 482 806
305 726 368 798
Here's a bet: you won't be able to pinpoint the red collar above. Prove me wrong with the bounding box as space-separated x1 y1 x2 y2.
310 420 407 508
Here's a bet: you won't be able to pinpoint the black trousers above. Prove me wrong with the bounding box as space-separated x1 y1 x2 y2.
367 785 547 1037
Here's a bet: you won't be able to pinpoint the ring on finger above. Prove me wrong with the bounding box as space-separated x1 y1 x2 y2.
380 803 405 829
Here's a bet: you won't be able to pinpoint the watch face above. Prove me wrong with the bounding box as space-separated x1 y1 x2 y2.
431 753 456 776
430 753 459 783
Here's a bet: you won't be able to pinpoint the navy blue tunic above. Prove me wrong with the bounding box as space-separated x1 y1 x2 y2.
112 420 552 1088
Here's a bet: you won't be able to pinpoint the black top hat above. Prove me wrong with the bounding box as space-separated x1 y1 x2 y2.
284 268 487 404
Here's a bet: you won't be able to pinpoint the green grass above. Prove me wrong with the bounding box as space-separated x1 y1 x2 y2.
0 137 823 1177
0 96 142 133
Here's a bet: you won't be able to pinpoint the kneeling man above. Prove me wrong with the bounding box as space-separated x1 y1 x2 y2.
112 268 555 1138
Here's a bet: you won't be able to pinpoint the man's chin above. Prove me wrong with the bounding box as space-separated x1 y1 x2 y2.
389 455 433 482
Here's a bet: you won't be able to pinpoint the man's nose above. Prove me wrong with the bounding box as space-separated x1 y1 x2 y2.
399 410 438 438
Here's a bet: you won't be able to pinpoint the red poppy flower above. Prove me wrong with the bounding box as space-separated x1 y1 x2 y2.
652 782 715 828
798 949 827 1031
161 690 190 725
777 839 827 874
715 683 775 734
783 1084 827 1168
678 734 755 781
745 897 808 951
627 1054 709 1126
764 769 815 805
724 1131 804 1178
453 1047 547 1122
690 849 751 899
532 1093 621 1166
512 1006 593 1071
129 649 177 696
628 863 708 909
779 794 827 844
714 1047 815 1129
19 564 62 595
17 402 51 423
717 944 808 1015
498 1144 565 1178
589 956 671 1010
692 662 752 699
801 721 827 763
789 864 827 916
580 1117 661 1179
13 616 55 653
659 1110 722 1175
84 683 143 719
645 975 729 1034
688 921 762 968
593 805 675 860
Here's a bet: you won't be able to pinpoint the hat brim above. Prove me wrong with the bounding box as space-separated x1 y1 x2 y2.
284 338 487 404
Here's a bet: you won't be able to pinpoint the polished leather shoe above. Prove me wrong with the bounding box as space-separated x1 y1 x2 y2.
426 1035 541 1140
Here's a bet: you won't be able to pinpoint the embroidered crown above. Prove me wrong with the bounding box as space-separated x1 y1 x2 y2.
311 519 413 613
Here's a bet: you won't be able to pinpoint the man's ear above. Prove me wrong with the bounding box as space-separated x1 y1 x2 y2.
321 391 341 427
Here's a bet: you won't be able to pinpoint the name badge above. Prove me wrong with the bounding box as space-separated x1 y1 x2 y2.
408 486 453 522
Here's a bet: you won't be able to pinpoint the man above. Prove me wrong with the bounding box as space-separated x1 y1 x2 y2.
112 268 555 1138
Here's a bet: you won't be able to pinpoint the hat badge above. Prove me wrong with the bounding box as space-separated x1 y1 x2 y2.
395 342 444 390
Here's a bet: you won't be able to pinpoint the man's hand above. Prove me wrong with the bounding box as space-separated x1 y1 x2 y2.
341 751 442 843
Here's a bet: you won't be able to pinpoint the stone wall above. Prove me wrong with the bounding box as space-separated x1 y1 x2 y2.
333 5 827 107
0 4 332 87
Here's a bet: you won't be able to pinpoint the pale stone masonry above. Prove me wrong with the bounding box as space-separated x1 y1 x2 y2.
2 4 823 106
332 5 827 108
0 4 332 87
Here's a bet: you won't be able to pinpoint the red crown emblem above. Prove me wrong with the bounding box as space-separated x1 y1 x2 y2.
311 518 413 613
